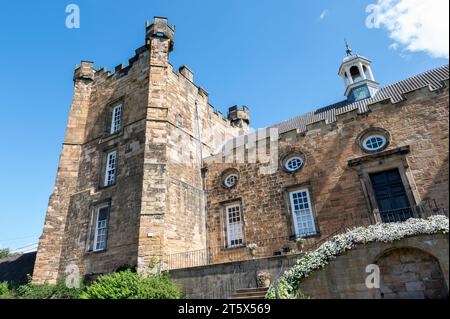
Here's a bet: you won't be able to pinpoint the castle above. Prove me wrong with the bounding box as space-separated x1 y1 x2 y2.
33 17 449 298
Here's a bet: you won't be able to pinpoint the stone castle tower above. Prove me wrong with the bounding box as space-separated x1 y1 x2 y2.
32 17 249 283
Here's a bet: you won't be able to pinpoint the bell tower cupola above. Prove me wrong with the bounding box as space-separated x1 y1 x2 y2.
338 41 379 102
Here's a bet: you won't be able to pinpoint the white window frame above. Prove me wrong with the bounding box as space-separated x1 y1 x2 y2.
289 189 317 238
285 157 304 172
93 204 109 252
362 135 387 152
225 204 244 248
223 174 239 188
110 104 123 134
104 151 117 187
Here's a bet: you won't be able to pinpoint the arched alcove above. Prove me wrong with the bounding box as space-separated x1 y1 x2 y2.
376 247 448 299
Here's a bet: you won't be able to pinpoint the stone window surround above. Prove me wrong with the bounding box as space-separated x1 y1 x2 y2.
85 198 112 254
219 198 246 250
220 168 240 190
97 143 119 191
283 181 321 240
280 150 307 174
356 127 391 154
348 145 421 224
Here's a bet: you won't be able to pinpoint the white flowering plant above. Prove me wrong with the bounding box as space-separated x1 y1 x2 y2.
247 243 258 250
266 216 449 299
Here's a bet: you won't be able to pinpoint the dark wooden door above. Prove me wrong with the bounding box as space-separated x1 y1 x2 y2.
370 169 412 222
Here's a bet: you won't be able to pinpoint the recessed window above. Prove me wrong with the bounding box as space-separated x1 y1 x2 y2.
289 189 316 238
104 151 117 187
285 157 304 172
110 104 123 134
362 135 387 152
177 114 183 128
225 204 244 248
93 205 109 252
223 174 239 188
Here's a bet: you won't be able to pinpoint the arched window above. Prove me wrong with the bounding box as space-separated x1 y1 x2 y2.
350 65 363 82
357 128 391 154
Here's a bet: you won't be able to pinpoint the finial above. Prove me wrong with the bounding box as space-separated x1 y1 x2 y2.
345 39 353 56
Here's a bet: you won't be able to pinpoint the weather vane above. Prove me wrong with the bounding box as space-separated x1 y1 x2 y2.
345 38 353 56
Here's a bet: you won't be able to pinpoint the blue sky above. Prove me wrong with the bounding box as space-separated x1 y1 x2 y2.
0 0 448 252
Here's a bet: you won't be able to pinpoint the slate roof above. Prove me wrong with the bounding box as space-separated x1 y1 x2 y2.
272 64 449 134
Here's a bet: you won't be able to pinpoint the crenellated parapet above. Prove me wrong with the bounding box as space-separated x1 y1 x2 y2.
299 78 449 135
73 61 94 82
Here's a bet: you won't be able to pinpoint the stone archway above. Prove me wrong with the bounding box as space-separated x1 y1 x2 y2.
377 247 448 299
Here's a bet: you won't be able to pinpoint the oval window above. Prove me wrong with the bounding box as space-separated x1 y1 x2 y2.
362 135 387 152
223 174 239 188
285 157 304 172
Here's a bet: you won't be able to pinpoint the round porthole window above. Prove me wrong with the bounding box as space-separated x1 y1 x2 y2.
223 173 239 189
285 157 304 172
362 135 387 152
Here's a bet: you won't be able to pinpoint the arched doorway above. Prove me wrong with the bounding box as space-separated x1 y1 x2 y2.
377 247 448 299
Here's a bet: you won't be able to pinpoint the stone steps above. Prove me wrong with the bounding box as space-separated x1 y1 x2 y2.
230 287 269 299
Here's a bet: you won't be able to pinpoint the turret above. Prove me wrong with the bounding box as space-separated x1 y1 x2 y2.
227 105 250 132
338 42 379 102
73 61 94 82
145 17 175 52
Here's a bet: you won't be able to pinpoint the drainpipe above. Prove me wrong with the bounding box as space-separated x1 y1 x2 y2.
194 100 209 255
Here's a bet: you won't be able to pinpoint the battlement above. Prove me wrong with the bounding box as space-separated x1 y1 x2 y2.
179 65 194 82
227 105 250 129
73 17 175 82
71 17 250 134
303 79 449 134
146 17 175 52
73 61 94 82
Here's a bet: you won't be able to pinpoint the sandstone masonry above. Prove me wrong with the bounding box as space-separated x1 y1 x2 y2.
33 17 248 283
33 16 449 290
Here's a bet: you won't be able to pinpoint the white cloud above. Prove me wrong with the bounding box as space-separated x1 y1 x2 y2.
366 0 449 59
389 43 399 51
319 9 328 20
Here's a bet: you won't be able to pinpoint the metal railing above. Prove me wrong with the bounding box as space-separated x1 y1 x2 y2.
163 200 448 271
380 199 448 223
163 233 319 271
416 198 449 218
381 207 414 223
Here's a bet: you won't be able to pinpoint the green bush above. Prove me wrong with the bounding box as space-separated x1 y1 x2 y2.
14 276 84 299
52 278 85 299
15 281 55 299
137 273 182 299
81 269 181 299
81 269 141 299
0 248 11 259
0 282 10 298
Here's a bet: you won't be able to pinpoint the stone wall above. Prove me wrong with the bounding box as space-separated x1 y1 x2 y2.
33 17 247 283
169 234 449 299
300 234 449 299
204 82 449 259
170 253 300 299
